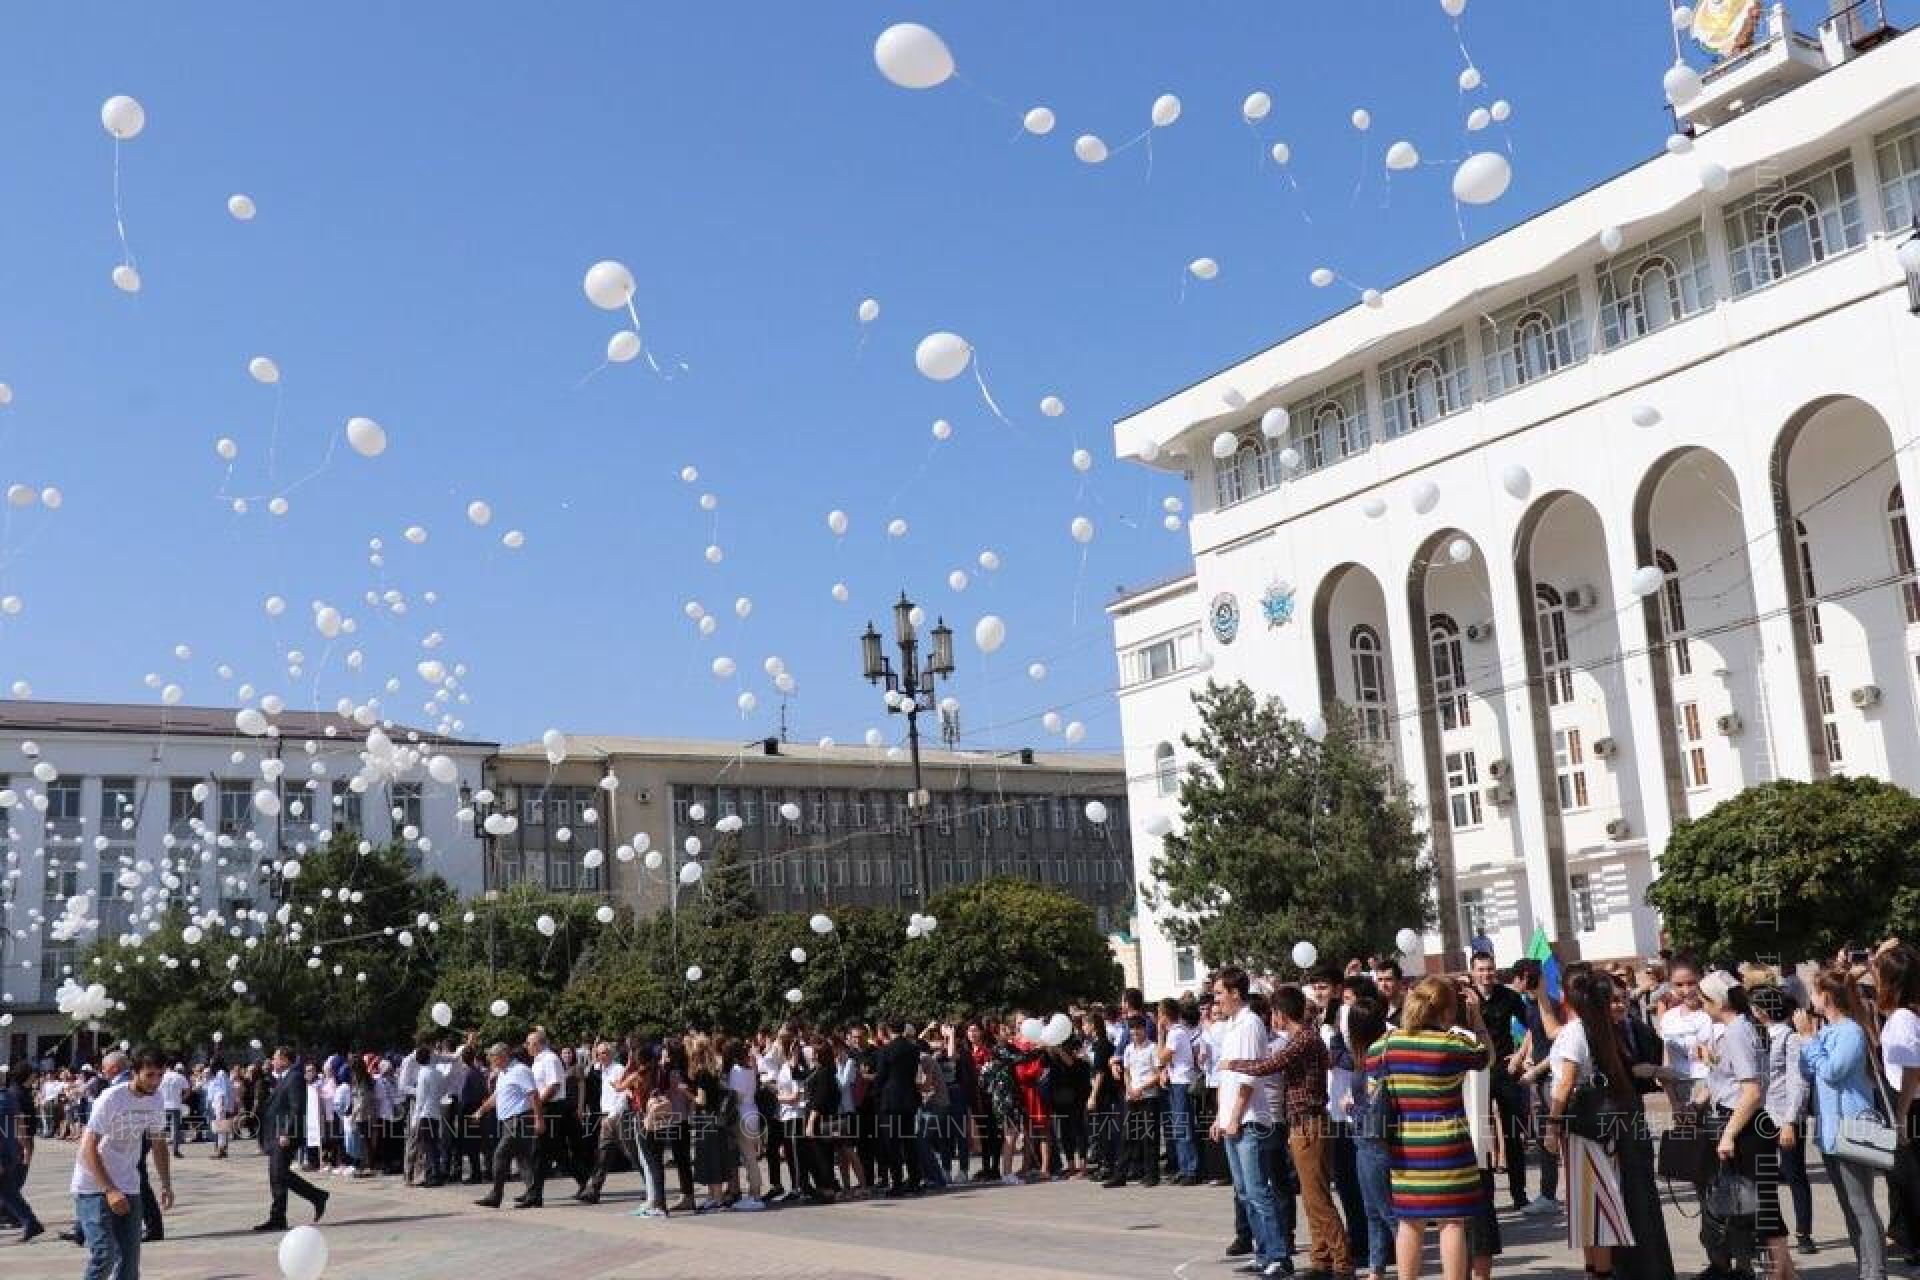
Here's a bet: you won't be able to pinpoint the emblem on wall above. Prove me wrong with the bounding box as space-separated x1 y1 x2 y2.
1261 580 1296 629
1209 592 1241 645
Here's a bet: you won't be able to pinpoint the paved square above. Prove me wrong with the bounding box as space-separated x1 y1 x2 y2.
0 1140 1885 1278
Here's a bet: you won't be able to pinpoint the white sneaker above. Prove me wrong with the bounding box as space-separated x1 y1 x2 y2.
1000 1173 1022 1186
1524 1196 1562 1216
734 1196 765 1211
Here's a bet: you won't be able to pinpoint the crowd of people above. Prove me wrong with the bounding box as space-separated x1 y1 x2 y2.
9 944 1920 1279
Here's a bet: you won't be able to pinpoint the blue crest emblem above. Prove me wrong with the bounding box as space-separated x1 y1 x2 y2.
1261 581 1296 628
1209 593 1240 645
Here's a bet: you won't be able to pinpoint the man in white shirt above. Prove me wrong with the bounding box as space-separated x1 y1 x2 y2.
1209 967 1288 1278
1159 998 1201 1184
473 1044 544 1209
157 1063 189 1157
407 1043 455 1187
204 1062 234 1158
72 1048 175 1277
577 1041 639 1205
526 1028 572 1193
727 1048 767 1208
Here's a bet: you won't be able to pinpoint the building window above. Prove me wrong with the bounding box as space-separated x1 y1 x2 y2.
169 779 199 830
1349 624 1389 740
1444 750 1482 830
1050 797 1067 830
1655 550 1692 678
811 857 827 887
1570 873 1599 932
219 782 251 834
99 778 136 831
1460 888 1489 942
1132 637 1175 683
1678 701 1709 789
1535 585 1574 706
331 782 363 834
392 782 423 833
1174 946 1198 984
1429 614 1471 731
1215 436 1271 507
1597 223 1715 348
1817 673 1844 767
1553 728 1590 812
1153 742 1178 796
769 859 784 887
1875 117 1920 232
1795 519 1823 646
1482 279 1587 396
898 859 912 885
1379 331 1471 437
1723 153 1863 294
550 852 573 891
1890 486 1920 626
834 858 848 887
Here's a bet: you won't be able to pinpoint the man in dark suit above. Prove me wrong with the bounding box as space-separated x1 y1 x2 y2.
254 1047 328 1232
873 1021 926 1197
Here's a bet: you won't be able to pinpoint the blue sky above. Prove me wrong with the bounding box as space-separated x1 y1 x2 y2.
0 2 1716 753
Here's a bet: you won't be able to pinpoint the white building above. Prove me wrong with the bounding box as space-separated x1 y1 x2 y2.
0 701 493 1061
1112 8 1920 994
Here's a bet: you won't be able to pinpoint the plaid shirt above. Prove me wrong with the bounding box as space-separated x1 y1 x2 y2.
1228 1027 1328 1124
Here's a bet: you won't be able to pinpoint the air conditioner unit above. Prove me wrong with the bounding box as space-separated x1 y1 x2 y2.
1465 621 1495 643
1851 684 1883 710
1484 782 1515 806
1716 713 1743 737
1605 817 1632 839
633 789 652 805
1564 585 1598 612
1487 758 1511 780
1591 736 1619 759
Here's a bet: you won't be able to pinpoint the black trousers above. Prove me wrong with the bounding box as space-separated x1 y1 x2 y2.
1125 1094 1165 1183
489 1114 545 1204
1490 1069 1529 1205
269 1139 325 1222
882 1110 920 1191
763 1111 787 1192
136 1142 163 1239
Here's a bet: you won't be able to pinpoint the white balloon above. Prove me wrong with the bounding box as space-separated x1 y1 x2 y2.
1028 662 1047 680
737 691 758 714
1065 721 1086 744
873 22 954 90
1071 449 1092 473
489 998 510 1018
595 904 613 923
1278 446 1302 472
1084 800 1108 825
1042 1013 1073 1046
427 754 458 786
1151 93 1182 127
914 332 972 381
790 946 808 964
430 1001 453 1027
1269 141 1291 165
1663 61 1703 108
1362 495 1387 519
345 416 387 458
1698 160 1730 192
1351 108 1371 131
1385 140 1419 171
1630 404 1662 428
1447 537 1474 564
785 987 804 1005
111 264 141 293
1023 106 1056 136
216 437 238 460
235 707 269 736
1441 0 1467 14
1410 479 1440 514
931 418 952 441
978 550 1000 571
536 913 556 937
1599 226 1624 254
1212 431 1238 459
1458 66 1482 91
1303 713 1327 742
1256 407 1288 440
1630 564 1666 598
733 596 752 619
1395 928 1422 956
711 656 736 678
1673 4 1694 29
582 260 636 310
1489 99 1511 122
227 193 256 221
857 298 880 324
1242 91 1272 122
1452 151 1512 205
1070 516 1094 544
1292 940 1319 969
679 861 703 885
1467 107 1491 132
252 788 280 817
277 1224 329 1280
467 500 493 526
809 913 835 935
1665 132 1694 156
831 582 850 603
248 356 280 384
607 330 642 363
685 965 703 983
1143 813 1173 837
1188 257 1219 281
101 95 146 140
1074 134 1108 165
973 615 1006 653
948 569 969 591
542 728 567 763
887 517 908 538
1499 464 1532 500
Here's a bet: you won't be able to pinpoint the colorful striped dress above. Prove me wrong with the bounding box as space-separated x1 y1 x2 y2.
1369 1028 1490 1219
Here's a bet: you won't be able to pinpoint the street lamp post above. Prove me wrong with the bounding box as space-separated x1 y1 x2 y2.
860 592 955 906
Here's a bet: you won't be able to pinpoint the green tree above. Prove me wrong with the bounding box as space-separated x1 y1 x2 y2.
1647 775 1920 962
883 877 1120 1017
1148 682 1433 977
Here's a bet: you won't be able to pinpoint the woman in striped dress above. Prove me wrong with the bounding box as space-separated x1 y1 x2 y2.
1371 975 1491 1280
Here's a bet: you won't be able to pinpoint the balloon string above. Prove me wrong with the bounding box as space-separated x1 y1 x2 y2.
971 357 1012 427
266 382 285 487
112 139 136 269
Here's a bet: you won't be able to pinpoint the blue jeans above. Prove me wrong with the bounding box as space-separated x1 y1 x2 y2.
76 1191 142 1280
1168 1083 1198 1177
1355 1135 1397 1273
1226 1122 1285 1267
916 1108 948 1188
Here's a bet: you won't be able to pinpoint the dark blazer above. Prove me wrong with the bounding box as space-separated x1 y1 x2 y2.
262 1067 305 1140
874 1037 925 1114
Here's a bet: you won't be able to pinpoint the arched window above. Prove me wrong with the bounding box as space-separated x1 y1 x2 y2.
1630 257 1681 337
1428 613 1470 731
1891 485 1920 625
1534 584 1573 705
1215 442 1244 507
1764 193 1825 280
1316 402 1353 461
1236 440 1271 497
1407 359 1447 428
1655 550 1691 677
1796 518 1823 645
1349 624 1388 740
1510 310 1558 384
1153 742 1178 797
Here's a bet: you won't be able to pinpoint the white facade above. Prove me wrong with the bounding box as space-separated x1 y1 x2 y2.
1112 18 1920 996
0 703 492 1059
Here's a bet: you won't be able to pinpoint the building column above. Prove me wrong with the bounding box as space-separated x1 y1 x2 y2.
1603 513 1682 871
1742 467 1821 783
1384 571 1453 968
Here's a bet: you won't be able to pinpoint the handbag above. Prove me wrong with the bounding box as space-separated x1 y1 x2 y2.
1705 1161 1758 1218
1657 1105 1713 1185
1832 1018 1900 1172
1562 1071 1612 1143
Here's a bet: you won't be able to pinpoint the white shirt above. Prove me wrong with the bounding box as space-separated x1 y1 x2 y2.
1660 1005 1713 1081
373 1072 398 1120
494 1062 537 1121
157 1069 188 1110
1323 1020 1354 1118
1215 1006 1274 1126
531 1049 565 1102
1165 1024 1197 1086
71 1082 162 1196
598 1061 630 1116
411 1060 452 1124
1124 1041 1162 1096
396 1054 422 1100
774 1064 805 1122
1550 1016 1594 1083
727 1063 758 1117
1885 1007 1920 1092
1202 1019 1229 1088
204 1070 232 1115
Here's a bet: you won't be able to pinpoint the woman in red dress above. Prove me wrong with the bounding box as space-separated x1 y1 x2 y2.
1010 1016 1052 1180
